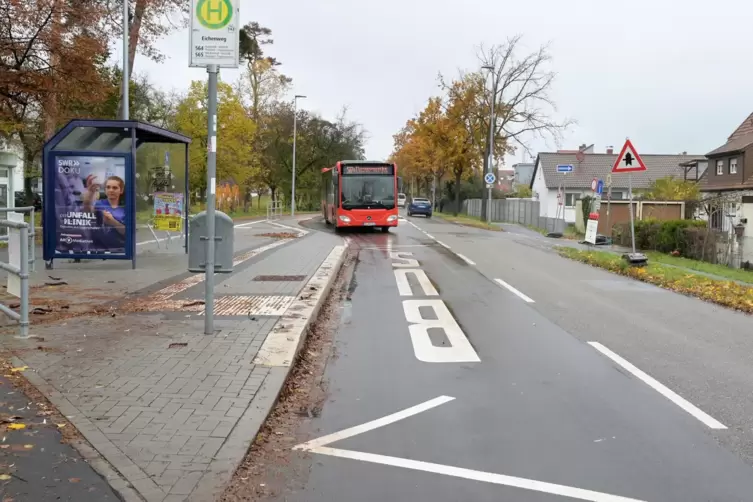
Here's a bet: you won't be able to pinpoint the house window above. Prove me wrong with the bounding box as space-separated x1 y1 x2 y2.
610 191 624 200
716 160 724 175
565 193 579 207
730 158 738 174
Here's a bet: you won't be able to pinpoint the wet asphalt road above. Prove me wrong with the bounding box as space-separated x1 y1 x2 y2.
253 216 753 502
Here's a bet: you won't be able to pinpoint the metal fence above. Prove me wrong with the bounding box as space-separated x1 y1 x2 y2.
266 201 284 220
0 219 30 338
0 206 36 272
463 198 565 234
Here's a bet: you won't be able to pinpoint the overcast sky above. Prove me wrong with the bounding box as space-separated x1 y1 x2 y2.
128 0 753 166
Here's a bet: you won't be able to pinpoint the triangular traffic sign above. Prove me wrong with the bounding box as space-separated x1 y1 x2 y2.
611 139 647 173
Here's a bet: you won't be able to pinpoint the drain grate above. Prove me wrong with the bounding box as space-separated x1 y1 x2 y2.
253 275 306 282
198 295 295 316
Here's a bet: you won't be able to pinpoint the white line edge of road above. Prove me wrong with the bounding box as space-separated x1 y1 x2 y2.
588 342 727 430
136 219 267 246
253 243 347 367
295 395 647 502
455 253 476 266
494 278 535 303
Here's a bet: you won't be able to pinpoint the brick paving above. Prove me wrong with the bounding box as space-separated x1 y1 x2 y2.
1 224 343 502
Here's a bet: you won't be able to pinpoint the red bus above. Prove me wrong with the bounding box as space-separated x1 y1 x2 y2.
322 160 401 231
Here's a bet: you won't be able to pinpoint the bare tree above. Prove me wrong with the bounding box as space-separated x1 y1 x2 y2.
440 35 574 218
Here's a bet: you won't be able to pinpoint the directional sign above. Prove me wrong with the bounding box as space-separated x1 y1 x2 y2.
484 172 496 184
596 179 604 196
612 139 647 173
189 0 240 68
556 164 573 173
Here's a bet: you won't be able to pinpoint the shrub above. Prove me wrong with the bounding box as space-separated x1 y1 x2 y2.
612 219 720 260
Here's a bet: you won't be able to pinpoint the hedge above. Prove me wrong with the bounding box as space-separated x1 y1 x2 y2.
611 219 724 262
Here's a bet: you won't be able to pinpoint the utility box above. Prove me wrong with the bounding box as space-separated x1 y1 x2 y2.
188 211 234 273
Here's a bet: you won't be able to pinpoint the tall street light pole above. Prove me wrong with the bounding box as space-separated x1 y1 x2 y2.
482 65 495 224
291 94 306 217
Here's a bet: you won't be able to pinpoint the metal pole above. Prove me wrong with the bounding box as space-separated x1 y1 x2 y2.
18 225 29 339
291 94 306 217
122 0 129 119
204 64 219 335
485 73 495 225
628 173 636 254
291 100 297 217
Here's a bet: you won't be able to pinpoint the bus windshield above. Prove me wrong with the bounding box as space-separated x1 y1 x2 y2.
341 175 395 210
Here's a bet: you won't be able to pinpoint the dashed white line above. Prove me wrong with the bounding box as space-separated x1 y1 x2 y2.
494 278 535 303
588 342 727 430
455 253 475 266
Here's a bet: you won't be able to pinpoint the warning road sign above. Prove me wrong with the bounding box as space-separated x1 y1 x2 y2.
612 139 647 173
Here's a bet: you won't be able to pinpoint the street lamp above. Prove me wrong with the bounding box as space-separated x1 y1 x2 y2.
482 65 495 224
291 94 306 217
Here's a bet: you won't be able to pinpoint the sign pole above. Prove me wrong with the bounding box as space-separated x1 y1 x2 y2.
627 172 636 254
204 64 218 335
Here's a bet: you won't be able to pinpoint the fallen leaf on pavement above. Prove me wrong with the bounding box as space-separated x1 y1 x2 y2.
0 474 10 481
69 478 80 483
9 367 27 373
23 444 33 449
0 445 8 449
56 424 65 429
7 424 25 430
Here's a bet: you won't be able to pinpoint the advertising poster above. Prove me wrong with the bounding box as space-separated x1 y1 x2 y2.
153 192 184 232
53 156 128 255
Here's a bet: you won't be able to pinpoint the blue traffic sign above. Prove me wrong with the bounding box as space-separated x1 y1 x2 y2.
596 179 604 195
556 164 574 173
484 172 496 184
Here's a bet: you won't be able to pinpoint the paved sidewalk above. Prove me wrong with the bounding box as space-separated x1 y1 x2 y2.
1 219 346 501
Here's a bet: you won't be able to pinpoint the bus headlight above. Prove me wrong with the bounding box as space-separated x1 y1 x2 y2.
386 215 398 222
338 215 351 223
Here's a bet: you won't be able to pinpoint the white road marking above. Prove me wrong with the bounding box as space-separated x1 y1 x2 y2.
436 240 451 249
455 253 475 266
266 220 310 235
403 299 480 363
394 269 438 296
253 244 346 367
136 219 265 246
390 251 420 268
295 396 455 451
494 278 535 303
588 342 727 430
295 397 647 502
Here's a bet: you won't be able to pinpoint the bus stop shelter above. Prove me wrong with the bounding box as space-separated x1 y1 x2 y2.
42 119 191 269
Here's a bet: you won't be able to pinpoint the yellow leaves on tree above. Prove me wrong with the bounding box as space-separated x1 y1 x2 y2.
173 80 257 197
642 176 701 201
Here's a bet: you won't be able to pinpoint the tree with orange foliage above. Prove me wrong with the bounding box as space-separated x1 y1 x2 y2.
0 0 111 195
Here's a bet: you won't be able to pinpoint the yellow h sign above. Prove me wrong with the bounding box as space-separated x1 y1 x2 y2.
196 0 232 30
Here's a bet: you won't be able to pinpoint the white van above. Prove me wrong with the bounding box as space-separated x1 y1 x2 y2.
397 193 407 208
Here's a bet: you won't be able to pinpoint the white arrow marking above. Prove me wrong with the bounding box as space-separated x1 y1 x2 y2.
294 396 647 502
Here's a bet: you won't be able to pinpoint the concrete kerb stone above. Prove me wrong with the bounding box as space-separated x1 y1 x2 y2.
188 238 348 501
11 355 149 502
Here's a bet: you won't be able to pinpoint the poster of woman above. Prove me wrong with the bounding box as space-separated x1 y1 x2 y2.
53 156 128 255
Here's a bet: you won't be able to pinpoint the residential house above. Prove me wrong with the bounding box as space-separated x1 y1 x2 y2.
702 112 753 195
511 162 534 190
0 139 34 207
530 145 704 223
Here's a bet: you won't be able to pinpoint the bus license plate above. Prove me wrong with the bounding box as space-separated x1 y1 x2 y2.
363 222 376 226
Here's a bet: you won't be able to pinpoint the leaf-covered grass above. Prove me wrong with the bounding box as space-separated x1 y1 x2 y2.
645 251 753 285
435 212 502 231
556 247 753 314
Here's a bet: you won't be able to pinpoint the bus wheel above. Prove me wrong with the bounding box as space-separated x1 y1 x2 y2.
382 226 390 232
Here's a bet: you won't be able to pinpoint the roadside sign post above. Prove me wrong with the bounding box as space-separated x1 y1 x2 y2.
605 173 612 241
584 178 600 245
554 165 571 236
484 171 495 223
189 0 240 334
611 138 648 265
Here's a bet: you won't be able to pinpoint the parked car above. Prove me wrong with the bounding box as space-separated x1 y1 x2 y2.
407 197 432 217
397 193 407 208
14 191 42 211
